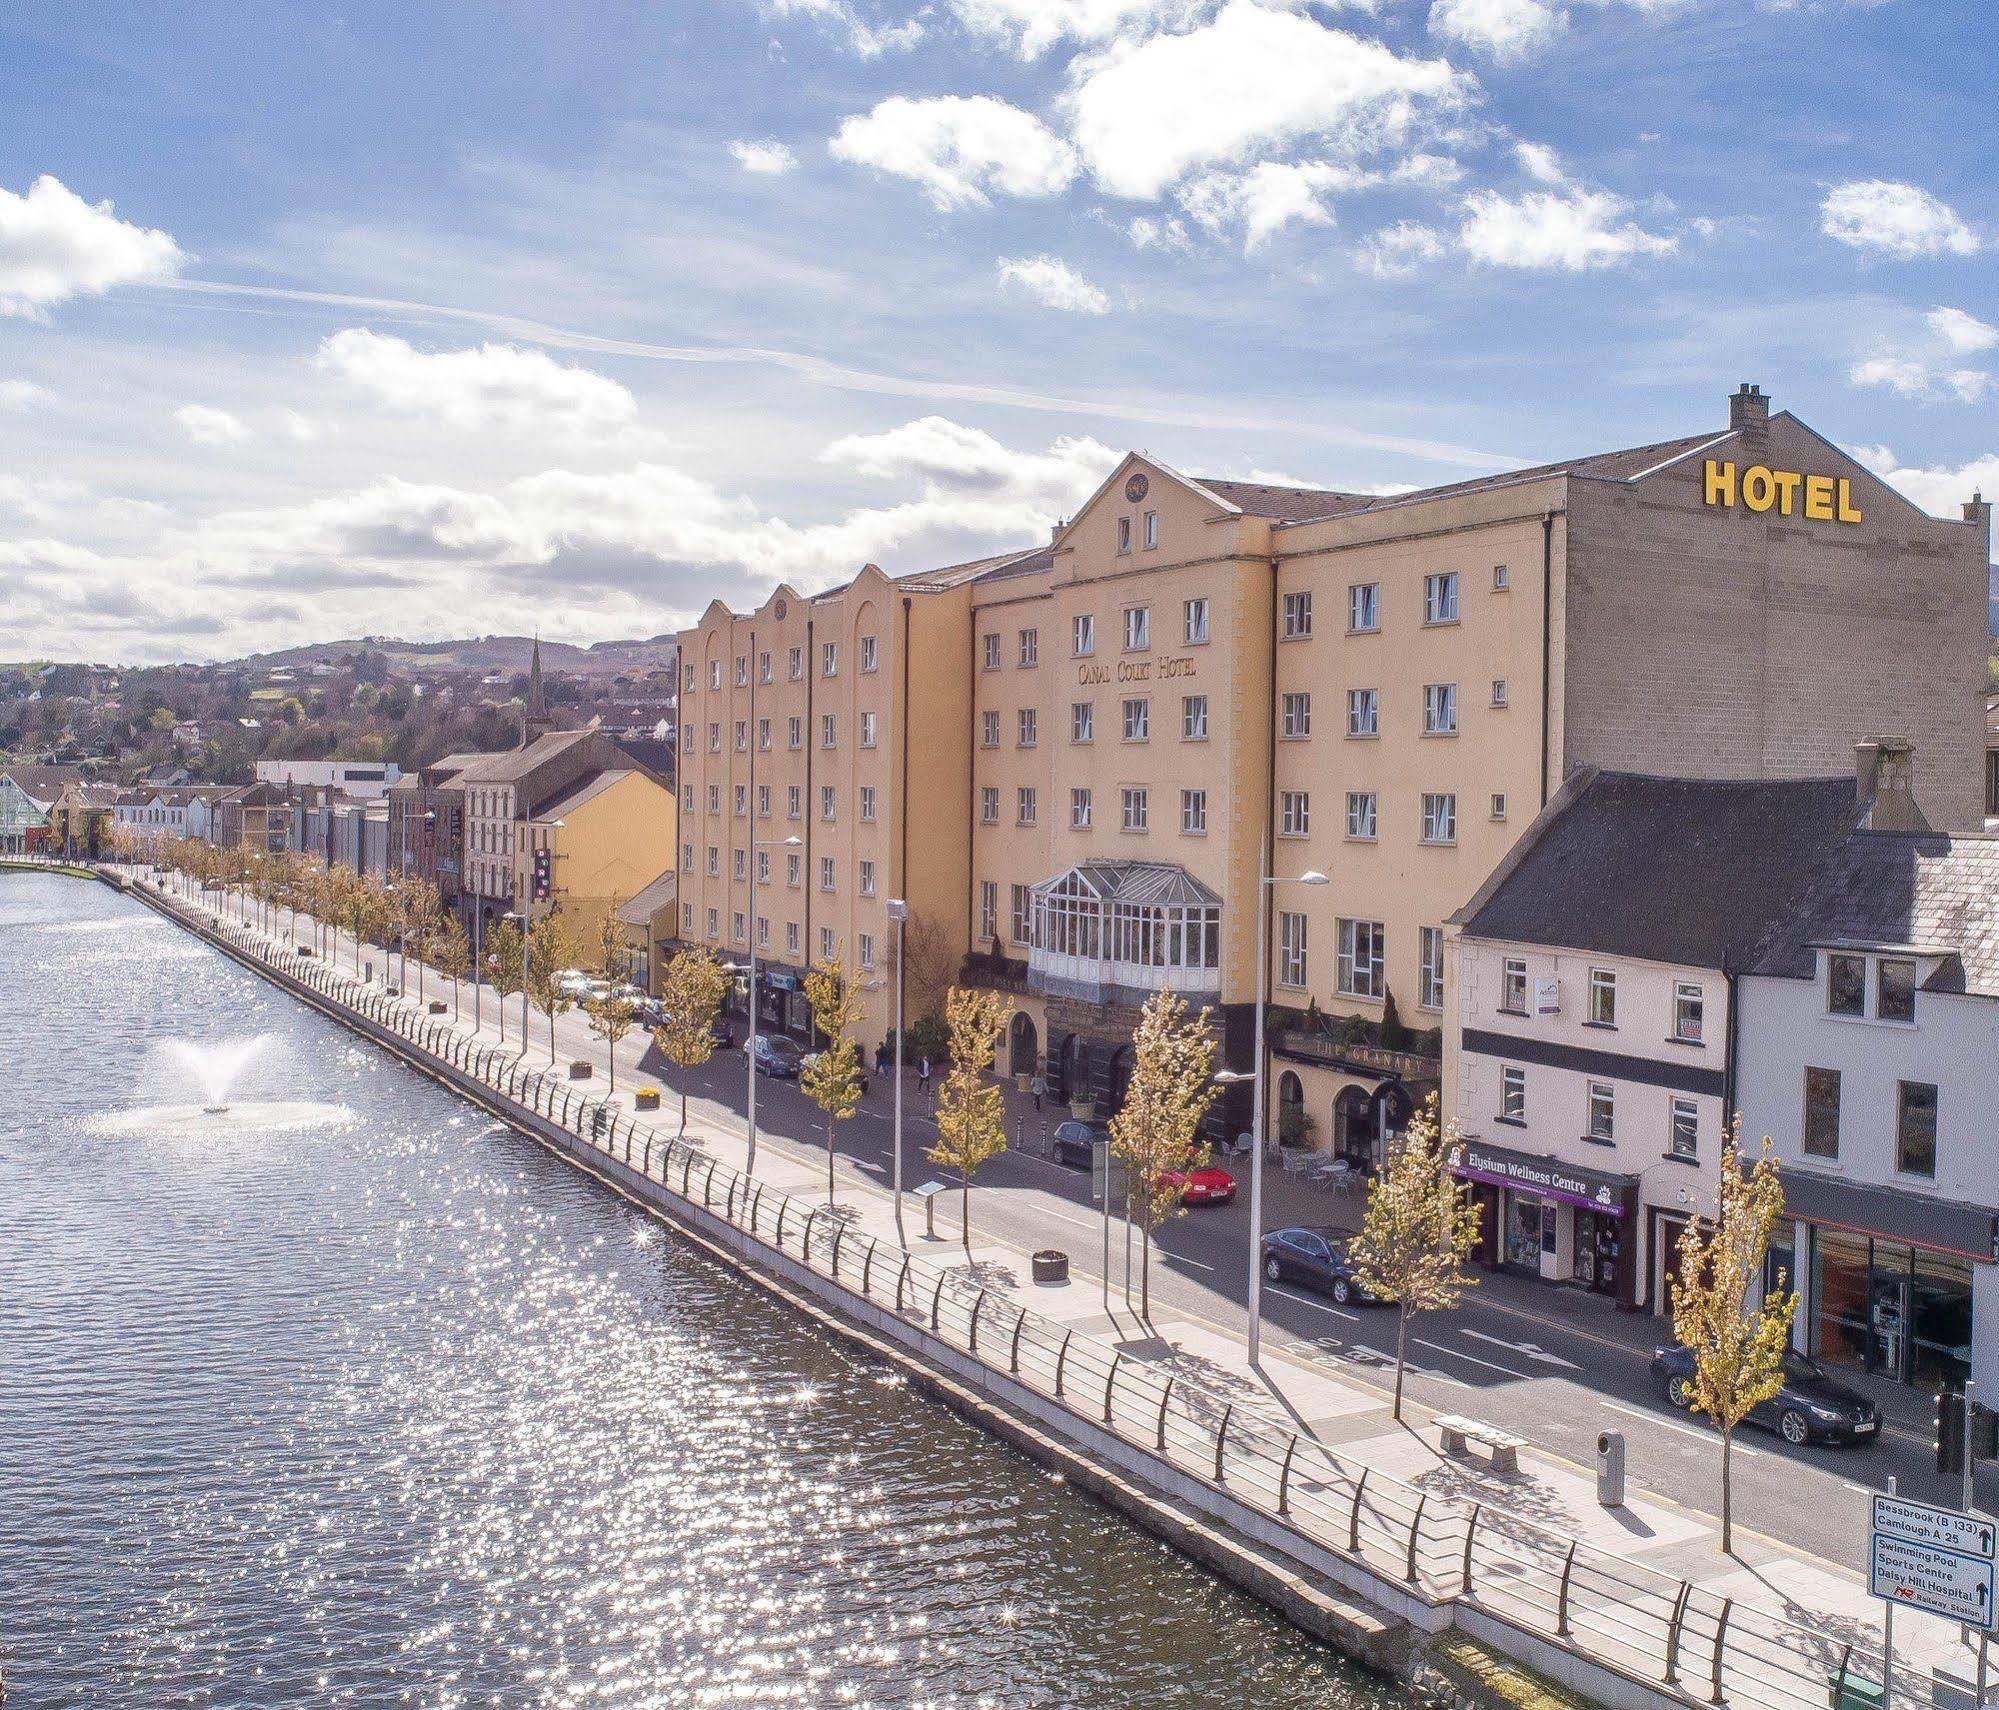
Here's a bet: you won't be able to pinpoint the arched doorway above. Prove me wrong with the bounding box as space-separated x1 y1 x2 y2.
1333 1086 1376 1173
1106 1043 1134 1116
1009 1011 1039 1079
1373 1081 1415 1148
1277 1071 1305 1149
1055 1034 1089 1106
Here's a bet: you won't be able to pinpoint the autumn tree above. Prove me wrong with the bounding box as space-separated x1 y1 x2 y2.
525 912 582 1063
655 948 730 1142
431 912 470 1020
925 986 1011 1259
1108 990 1219 1317
800 958 864 1204
1351 1096 1483 1420
585 992 640 1094
1669 1127 1796 1554
485 915 525 1046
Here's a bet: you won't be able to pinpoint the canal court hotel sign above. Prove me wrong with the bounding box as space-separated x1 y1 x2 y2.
1703 458 1864 524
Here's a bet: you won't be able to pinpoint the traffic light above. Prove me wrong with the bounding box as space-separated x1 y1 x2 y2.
1937 1388 1968 1477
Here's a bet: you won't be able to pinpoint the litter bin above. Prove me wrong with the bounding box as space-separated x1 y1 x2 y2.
1830 1673 1885 1710
1032 1250 1069 1284
1596 1428 1625 1507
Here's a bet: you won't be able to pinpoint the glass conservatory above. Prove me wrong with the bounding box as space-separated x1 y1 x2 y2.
1027 862 1223 1006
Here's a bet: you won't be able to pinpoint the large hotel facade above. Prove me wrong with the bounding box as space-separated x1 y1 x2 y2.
675 385 1990 1157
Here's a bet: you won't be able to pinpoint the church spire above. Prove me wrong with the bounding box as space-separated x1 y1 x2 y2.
522 634 550 744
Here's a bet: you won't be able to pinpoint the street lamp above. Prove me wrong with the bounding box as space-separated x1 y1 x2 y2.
745 834 803 1179
1243 835 1330 1365
510 816 563 1056
885 896 909 1246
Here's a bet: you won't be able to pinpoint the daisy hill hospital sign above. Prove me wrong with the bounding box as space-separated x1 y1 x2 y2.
1703 458 1864 524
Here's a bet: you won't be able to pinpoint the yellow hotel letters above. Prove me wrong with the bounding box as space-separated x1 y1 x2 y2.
1704 459 1863 524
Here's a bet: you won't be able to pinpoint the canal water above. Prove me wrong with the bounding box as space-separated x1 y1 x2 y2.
0 874 1411 1710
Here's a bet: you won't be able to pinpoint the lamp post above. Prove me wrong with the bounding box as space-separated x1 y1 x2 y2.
513 816 565 1055
885 896 909 1247
1243 832 1330 1365
745 834 803 1179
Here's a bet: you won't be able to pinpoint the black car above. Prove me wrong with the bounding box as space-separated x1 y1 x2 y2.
1051 1118 1109 1170
1260 1227 1383 1306
747 1034 802 1079
1651 1344 1881 1446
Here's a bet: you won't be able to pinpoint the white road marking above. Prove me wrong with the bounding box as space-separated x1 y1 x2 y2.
1269 1286 1358 1322
1413 1336 1531 1380
1602 1400 1768 1458
1033 1207 1099 1232
1161 1250 1216 1273
1463 1328 1581 1370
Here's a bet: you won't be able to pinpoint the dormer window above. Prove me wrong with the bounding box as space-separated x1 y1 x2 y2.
1827 952 1866 1016
1877 957 1916 1022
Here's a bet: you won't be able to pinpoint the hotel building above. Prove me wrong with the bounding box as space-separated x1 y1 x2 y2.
676 386 1990 1149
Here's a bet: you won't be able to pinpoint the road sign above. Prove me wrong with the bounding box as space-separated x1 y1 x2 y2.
1870 1495 1999 1628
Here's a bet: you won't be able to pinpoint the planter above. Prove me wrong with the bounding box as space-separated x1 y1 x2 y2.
568 1060 593 1080
1069 1100 1096 1121
1032 1249 1070 1285
428 1000 447 1014
1014 1073 1030 1092
634 1088 661 1111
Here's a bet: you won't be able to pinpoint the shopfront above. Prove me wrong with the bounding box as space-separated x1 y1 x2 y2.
1452 1138 1641 1310
756 967 811 1039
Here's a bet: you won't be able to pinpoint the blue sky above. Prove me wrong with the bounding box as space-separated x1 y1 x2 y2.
0 0 1992 662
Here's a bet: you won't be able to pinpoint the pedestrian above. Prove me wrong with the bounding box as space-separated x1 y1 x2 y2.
917 1054 932 1095
1029 1071 1045 1112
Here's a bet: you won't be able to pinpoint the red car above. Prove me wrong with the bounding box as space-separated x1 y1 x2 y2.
1160 1163 1236 1206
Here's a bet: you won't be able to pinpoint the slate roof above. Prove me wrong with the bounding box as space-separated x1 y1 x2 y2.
456 727 598 784
534 768 633 822
614 868 678 926
1753 832 1999 996
895 544 1054 592
1194 479 1375 521
1455 772 1864 970
0 764 87 805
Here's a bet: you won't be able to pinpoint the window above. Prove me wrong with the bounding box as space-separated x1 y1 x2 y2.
1281 790 1311 837
1877 958 1916 1022
733 720 748 753
1122 698 1149 741
1493 563 1511 591
1017 786 1037 826
820 713 836 749
1073 614 1095 657
685 663 697 693
1281 691 1312 738
1670 1098 1699 1160
1501 1065 1526 1122
1337 918 1384 999
733 848 748 882
859 786 876 823
1071 701 1095 743
1278 911 1308 988
707 784 720 813
1424 571 1459 624
980 880 998 940
983 632 1001 671
858 859 876 896
1501 957 1527 1014
733 784 748 816
1491 679 1509 709
757 849 771 884
682 842 695 873
1123 606 1150 651
1423 683 1458 735
858 932 875 971
708 721 721 753
786 922 801 955
788 716 802 750
706 906 719 937
1419 926 1444 1011
1182 694 1208 740
1018 708 1037 747
1011 884 1033 942
1673 982 1704 1043
1345 791 1377 840
981 709 1000 748
1181 789 1207 833
733 911 747 944
1121 787 1149 832
860 711 877 748
683 902 694 931
786 852 802 886
1803 1066 1841 1159
822 640 838 678
1828 952 1867 1015
1587 1083 1615 1142
1347 688 1378 737
1184 597 1209 644
787 785 802 820
980 787 999 826
1283 590 1313 639
682 726 694 753
1117 516 1132 553
757 718 771 752
735 656 748 686
1897 1081 1938 1178
819 855 835 891
709 660 722 690
1588 968 1617 1027
820 926 836 961
789 647 804 681
1348 583 1379 633
1420 792 1457 845
820 785 836 821
1490 793 1507 821
1071 787 1092 829
860 635 878 673
1144 511 1159 550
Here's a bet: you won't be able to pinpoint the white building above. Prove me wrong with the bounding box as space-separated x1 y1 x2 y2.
254 758 404 799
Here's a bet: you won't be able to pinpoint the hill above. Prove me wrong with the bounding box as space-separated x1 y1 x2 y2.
234 633 679 677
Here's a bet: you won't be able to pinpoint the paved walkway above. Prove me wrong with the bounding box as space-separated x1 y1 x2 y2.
143 870 1996 1708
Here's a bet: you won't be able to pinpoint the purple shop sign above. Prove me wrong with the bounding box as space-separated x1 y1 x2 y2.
1450 1143 1628 1216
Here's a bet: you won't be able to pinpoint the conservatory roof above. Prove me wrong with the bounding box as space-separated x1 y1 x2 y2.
1031 861 1222 909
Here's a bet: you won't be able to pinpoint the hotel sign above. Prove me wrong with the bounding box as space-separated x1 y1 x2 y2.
1450 1140 1630 1216
1077 654 1198 686
1703 459 1863 524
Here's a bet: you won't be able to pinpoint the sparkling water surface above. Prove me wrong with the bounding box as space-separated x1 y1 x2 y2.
0 874 1412 1709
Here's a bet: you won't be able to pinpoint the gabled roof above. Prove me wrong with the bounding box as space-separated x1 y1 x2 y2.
0 764 86 805
1033 860 1222 909
896 544 1053 592
456 727 597 785
534 767 633 822
614 868 678 925
1455 771 1863 970
1192 479 1377 521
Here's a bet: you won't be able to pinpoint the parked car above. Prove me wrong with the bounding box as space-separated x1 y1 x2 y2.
799 1049 869 1095
709 1016 736 1050
746 1034 803 1078
1651 1344 1880 1446
555 970 596 999
1051 1118 1109 1170
1259 1227 1382 1305
1161 1163 1236 1206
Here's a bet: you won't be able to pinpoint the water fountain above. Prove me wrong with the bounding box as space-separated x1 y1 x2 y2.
91 1035 352 1137
170 1036 267 1115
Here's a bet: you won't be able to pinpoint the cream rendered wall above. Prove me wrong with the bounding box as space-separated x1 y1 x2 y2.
532 770 678 951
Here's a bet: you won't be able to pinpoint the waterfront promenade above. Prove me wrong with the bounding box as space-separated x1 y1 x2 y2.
107 862 1997 1710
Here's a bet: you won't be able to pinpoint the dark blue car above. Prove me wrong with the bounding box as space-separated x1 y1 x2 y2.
1260 1226 1383 1306
746 1034 802 1079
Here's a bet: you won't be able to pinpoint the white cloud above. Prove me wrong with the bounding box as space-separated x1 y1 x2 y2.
1847 303 1997 404
997 254 1113 312
1127 213 1191 250
1356 219 1448 276
1063 0 1471 201
1179 160 1355 248
1514 140 1566 185
0 174 182 319
830 95 1080 210
1820 180 1980 259
0 379 49 412
1849 444 1998 538
949 0 1211 56
1930 306 1999 355
1848 357 1991 404
730 138 800 175
1429 0 1565 62
315 328 638 437
277 408 323 441
174 404 250 446
1460 187 1676 270
819 416 1118 504
770 0 925 56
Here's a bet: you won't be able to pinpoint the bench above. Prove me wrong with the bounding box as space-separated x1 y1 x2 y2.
1435 1414 1525 1475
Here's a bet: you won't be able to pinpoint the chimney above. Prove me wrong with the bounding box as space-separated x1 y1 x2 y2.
1729 382 1770 437
1854 737 1928 832
1965 490 1993 529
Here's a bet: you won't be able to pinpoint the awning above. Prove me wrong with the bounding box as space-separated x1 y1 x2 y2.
1779 1167 1999 1263
1449 1137 1637 1217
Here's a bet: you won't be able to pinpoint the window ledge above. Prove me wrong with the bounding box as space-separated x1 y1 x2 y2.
1581 1020 1618 1032
1493 1115 1528 1129
1659 1152 1700 1167
1579 1134 1615 1148
1661 1034 1707 1049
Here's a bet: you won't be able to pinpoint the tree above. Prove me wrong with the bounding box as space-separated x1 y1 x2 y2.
485 916 524 1045
525 912 582 1063
585 992 639 1093
1669 1126 1795 1554
893 909 960 1043
431 912 470 1020
1108 990 1220 1318
1350 1095 1483 1420
800 958 864 1204
655 948 730 1142
925 986 1011 1259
